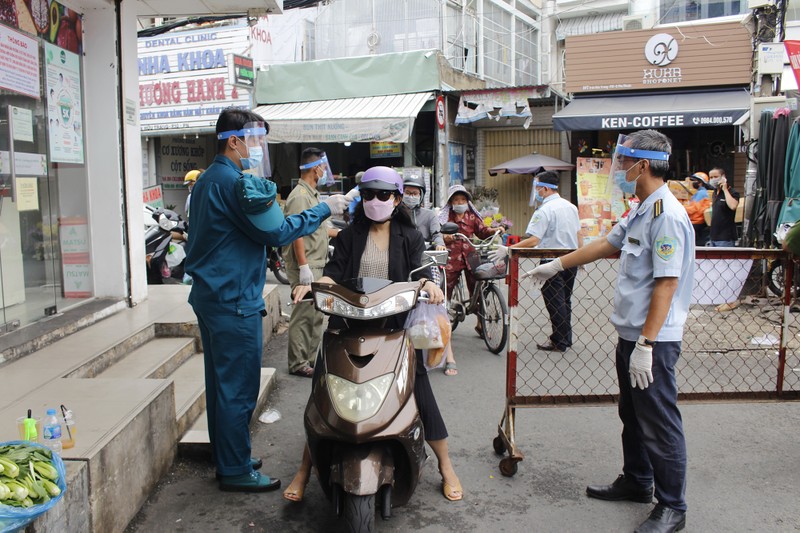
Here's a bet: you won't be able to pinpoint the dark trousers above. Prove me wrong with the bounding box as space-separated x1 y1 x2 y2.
541 266 577 349
616 338 687 512
196 308 263 477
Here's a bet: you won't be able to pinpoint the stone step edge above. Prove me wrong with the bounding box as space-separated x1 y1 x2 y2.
178 367 276 446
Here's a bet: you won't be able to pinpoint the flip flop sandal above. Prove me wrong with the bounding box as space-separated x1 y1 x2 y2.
442 480 463 501
444 362 458 376
290 365 314 378
283 481 308 502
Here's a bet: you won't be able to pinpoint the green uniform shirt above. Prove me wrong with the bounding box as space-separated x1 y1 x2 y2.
283 179 329 269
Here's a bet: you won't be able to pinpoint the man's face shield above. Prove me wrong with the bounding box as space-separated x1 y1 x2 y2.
607 133 669 196
530 179 557 206
217 121 271 178
299 153 335 187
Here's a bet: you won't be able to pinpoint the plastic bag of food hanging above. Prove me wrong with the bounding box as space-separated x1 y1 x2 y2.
405 302 446 350
0 441 68 533
423 308 451 371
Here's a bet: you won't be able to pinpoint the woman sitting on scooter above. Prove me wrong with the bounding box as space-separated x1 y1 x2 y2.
286 165 464 503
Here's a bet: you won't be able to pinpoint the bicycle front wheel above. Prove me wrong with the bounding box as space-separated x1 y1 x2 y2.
448 277 467 331
480 283 508 354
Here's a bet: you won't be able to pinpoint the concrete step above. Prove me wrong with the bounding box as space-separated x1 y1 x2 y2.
0 377 176 533
170 354 207 437
179 368 276 446
95 336 196 379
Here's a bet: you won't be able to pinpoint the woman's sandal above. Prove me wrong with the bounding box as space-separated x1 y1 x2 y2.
442 480 463 501
444 362 458 376
282 480 308 502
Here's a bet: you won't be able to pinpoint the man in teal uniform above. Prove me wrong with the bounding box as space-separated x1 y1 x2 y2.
185 108 349 492
525 130 693 533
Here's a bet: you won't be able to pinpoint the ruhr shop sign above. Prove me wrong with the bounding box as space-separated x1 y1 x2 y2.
565 21 752 94
137 25 253 134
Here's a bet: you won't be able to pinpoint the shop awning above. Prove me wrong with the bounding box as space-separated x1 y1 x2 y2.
555 13 624 41
254 92 433 143
552 90 751 131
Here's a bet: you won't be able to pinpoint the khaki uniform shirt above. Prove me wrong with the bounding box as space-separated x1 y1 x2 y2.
283 180 329 269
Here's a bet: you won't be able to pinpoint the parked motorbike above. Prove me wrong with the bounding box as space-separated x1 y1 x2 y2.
268 247 289 285
144 206 187 285
303 263 435 532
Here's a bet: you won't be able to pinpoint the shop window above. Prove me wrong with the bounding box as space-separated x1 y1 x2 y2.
660 0 747 24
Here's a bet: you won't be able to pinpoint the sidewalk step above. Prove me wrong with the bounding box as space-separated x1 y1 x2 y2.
95 337 196 379
171 354 207 437
179 368 276 446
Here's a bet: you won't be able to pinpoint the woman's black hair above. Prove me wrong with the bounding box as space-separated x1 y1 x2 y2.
352 195 415 228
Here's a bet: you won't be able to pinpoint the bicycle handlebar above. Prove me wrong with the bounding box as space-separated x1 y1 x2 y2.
449 230 503 250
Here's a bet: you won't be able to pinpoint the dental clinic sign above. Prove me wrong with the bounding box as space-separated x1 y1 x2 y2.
565 21 751 94
137 25 253 134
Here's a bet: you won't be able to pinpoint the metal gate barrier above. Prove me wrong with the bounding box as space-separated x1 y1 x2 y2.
494 248 800 476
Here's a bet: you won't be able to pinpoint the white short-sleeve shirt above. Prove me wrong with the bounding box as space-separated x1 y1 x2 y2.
607 184 695 342
525 194 580 249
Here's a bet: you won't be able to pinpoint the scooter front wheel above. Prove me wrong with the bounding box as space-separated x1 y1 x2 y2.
343 493 376 533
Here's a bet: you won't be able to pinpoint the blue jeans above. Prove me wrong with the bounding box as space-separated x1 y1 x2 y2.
710 240 735 247
616 338 687 512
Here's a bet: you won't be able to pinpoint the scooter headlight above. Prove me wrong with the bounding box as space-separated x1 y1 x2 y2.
314 290 416 319
326 373 394 423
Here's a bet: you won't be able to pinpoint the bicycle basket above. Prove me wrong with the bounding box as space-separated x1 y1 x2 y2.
473 258 507 280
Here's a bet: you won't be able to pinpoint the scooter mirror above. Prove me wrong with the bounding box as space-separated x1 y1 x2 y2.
440 222 459 235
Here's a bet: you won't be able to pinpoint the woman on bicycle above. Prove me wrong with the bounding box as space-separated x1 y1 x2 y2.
439 185 503 340
285 166 464 503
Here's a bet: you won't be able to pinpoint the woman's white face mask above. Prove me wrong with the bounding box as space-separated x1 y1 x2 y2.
452 204 468 214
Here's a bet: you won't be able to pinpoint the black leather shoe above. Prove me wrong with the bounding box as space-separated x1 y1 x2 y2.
536 342 566 352
586 474 653 503
634 504 686 533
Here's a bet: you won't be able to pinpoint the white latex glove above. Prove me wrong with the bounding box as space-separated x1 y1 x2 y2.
521 257 563 282
323 194 349 216
299 264 314 286
345 187 361 201
629 342 654 390
489 244 508 262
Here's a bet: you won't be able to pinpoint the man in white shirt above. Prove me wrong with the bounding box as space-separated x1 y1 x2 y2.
491 171 581 351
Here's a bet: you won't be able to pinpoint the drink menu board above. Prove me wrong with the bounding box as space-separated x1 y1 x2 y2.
576 157 626 243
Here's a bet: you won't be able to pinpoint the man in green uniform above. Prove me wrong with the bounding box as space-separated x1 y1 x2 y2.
284 148 341 377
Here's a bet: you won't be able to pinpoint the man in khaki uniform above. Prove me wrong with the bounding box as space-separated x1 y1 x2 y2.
284 148 340 376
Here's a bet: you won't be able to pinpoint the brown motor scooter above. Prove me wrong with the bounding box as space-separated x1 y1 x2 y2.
304 273 434 532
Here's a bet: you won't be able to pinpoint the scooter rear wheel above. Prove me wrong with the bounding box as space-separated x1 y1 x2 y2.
343 494 376 533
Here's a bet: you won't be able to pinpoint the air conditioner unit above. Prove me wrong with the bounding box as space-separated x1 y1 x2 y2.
622 14 654 31
748 0 774 8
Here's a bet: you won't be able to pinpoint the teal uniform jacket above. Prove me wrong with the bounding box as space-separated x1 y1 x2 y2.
185 155 331 315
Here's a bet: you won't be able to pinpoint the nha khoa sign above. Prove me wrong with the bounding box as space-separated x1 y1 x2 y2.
137 25 253 133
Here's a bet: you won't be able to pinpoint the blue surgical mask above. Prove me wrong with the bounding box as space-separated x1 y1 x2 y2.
241 145 264 170
534 189 544 203
614 166 639 195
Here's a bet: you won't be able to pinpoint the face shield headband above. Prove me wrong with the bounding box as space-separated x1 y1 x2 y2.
217 124 271 178
299 154 335 187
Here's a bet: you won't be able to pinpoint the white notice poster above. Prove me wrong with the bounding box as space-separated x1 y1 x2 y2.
0 25 39 98
45 42 84 164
